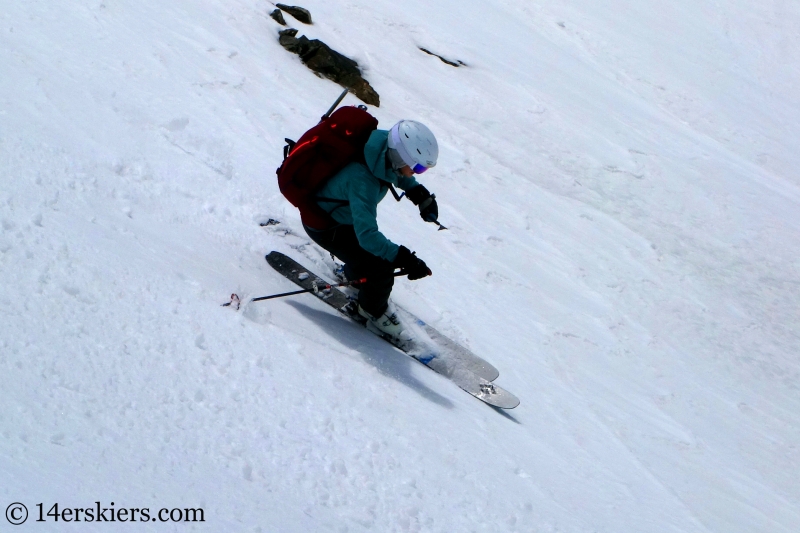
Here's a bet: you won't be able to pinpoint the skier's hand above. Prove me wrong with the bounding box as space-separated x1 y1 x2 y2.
419 195 438 223
394 245 432 280
406 185 439 223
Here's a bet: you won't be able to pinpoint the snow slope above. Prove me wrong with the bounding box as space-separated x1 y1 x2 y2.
2 0 799 531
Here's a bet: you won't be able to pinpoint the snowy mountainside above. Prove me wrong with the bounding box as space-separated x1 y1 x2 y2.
1 0 799 531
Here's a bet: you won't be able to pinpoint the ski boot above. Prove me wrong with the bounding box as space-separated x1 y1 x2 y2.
357 303 404 339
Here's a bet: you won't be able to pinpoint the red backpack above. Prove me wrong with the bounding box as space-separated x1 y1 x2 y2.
277 105 378 229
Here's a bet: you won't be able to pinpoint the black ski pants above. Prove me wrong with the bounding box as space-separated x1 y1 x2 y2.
303 224 395 317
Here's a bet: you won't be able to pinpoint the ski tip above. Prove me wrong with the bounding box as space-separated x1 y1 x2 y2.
266 251 289 267
486 394 520 410
500 397 520 410
463 377 520 409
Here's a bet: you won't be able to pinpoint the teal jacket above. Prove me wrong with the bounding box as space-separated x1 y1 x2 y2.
315 129 420 262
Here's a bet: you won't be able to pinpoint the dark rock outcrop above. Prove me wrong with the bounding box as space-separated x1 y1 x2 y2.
276 4 312 25
419 47 466 67
279 29 380 106
269 9 286 25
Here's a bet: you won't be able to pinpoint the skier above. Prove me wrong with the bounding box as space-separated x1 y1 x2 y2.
302 120 440 337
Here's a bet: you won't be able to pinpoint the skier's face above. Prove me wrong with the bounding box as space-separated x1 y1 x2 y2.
398 165 414 178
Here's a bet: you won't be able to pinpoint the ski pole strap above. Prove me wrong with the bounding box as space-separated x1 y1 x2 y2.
388 184 404 202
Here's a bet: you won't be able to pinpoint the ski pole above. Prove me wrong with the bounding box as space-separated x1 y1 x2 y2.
430 219 448 231
250 270 406 302
321 88 349 120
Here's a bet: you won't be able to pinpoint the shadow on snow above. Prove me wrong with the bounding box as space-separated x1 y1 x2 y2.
285 300 455 410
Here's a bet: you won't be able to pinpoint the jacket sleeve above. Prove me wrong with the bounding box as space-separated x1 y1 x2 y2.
396 175 420 191
347 173 400 262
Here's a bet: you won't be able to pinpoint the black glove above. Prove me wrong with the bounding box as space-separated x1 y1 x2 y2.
405 185 439 223
394 245 432 280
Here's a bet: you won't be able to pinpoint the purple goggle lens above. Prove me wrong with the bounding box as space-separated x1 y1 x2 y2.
412 163 428 174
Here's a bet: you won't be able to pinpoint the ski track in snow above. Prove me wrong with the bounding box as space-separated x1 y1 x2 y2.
2 0 799 531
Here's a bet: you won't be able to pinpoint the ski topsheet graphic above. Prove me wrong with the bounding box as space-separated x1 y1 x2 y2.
265 251 519 409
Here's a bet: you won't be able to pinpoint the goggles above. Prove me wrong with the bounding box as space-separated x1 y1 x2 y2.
412 163 428 174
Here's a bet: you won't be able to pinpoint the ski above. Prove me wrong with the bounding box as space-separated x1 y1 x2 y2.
264 251 519 409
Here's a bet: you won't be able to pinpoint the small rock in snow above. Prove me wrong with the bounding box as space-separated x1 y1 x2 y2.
269 9 287 26
276 4 312 24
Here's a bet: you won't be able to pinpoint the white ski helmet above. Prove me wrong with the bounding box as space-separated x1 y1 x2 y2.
387 120 438 173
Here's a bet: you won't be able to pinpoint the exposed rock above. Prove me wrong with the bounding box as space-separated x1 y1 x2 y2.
277 28 299 48
419 47 466 67
276 4 312 24
278 29 380 106
269 9 286 25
